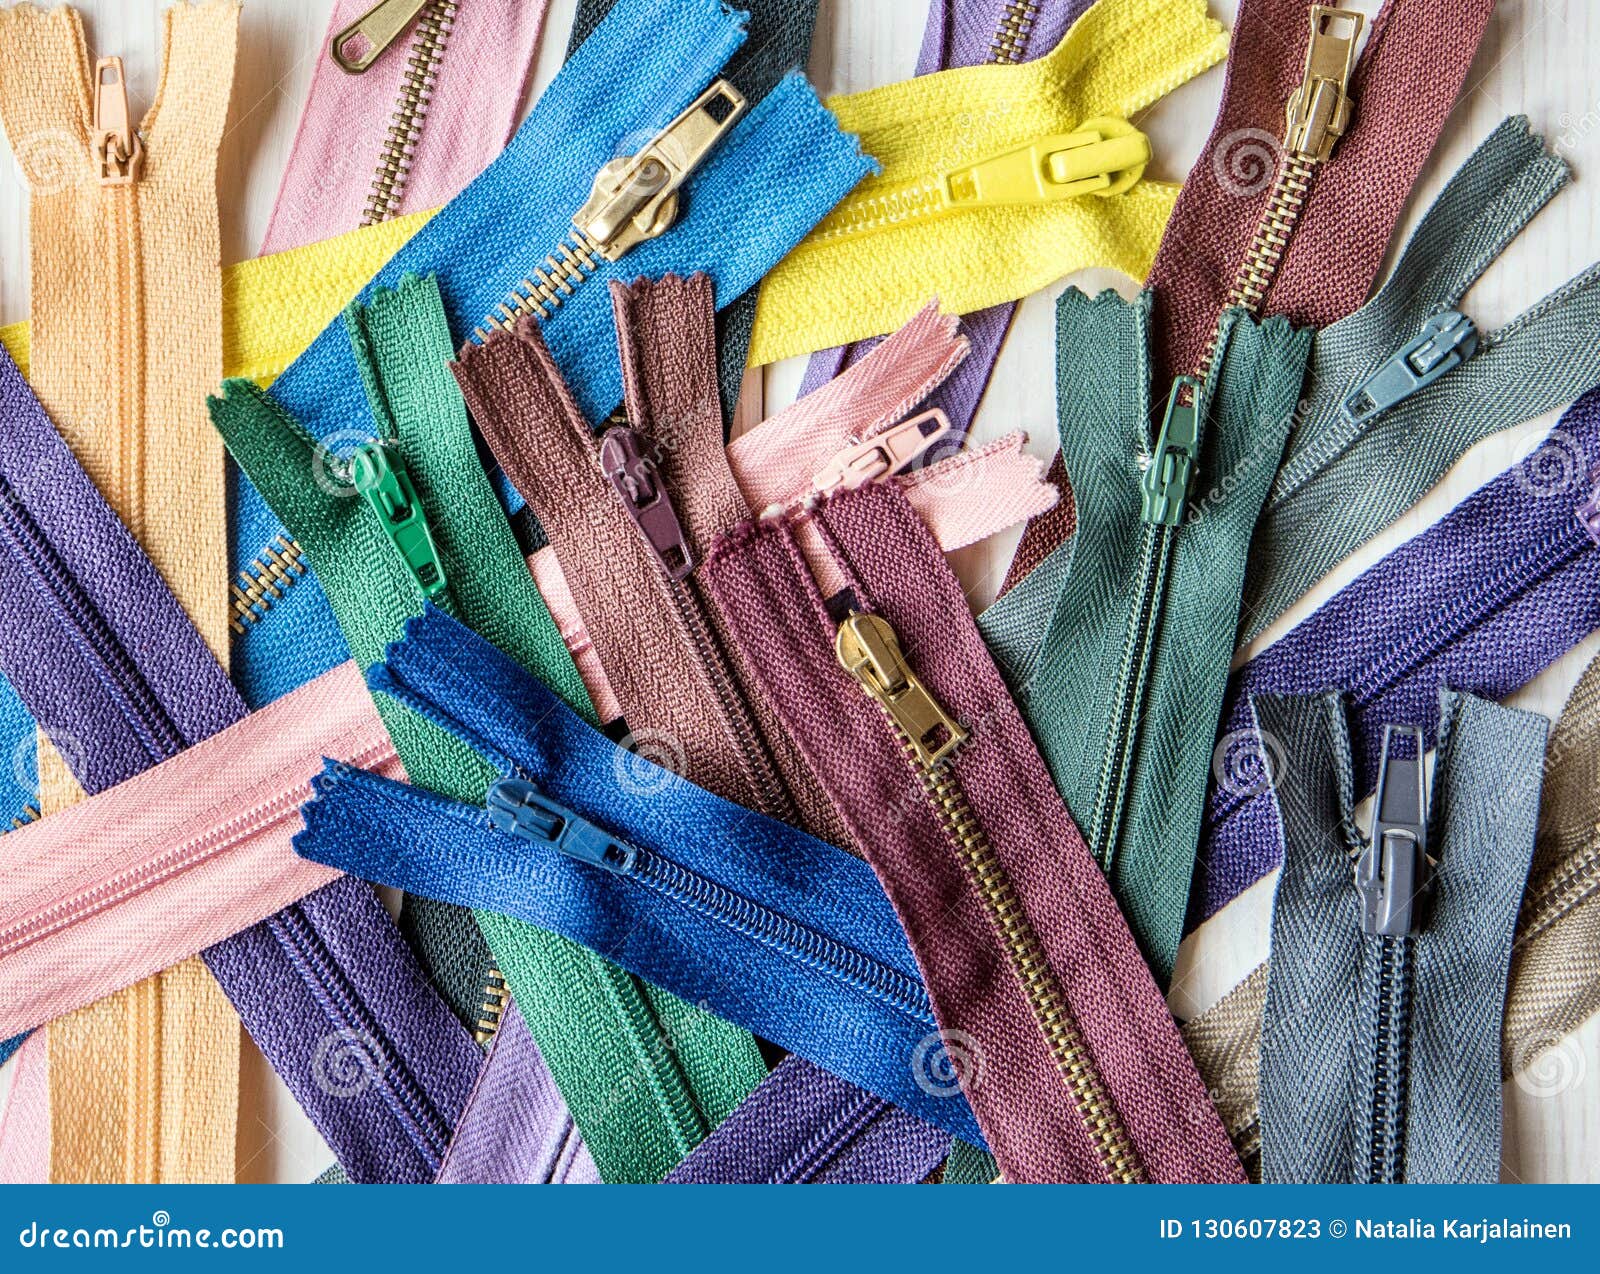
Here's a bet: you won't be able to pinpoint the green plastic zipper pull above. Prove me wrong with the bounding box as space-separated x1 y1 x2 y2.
350 442 448 599
1141 377 1203 526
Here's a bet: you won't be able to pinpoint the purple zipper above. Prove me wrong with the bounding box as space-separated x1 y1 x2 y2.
1194 388 1600 922
796 0 1094 443
0 347 481 1183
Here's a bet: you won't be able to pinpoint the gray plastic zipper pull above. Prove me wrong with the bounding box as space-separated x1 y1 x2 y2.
1356 725 1431 936
1340 311 1478 427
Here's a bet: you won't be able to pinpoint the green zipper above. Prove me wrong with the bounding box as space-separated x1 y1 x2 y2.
207 272 764 1181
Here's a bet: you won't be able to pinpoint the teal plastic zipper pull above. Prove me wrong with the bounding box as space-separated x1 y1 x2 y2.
350 442 448 599
1141 377 1203 526
1340 310 1479 426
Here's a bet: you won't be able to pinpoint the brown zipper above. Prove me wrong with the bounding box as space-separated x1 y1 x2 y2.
836 611 1144 1183
362 0 459 226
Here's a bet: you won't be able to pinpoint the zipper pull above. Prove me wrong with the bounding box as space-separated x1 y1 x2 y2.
574 80 747 261
812 409 952 495
1340 311 1478 426
487 777 638 874
1284 5 1363 162
1356 724 1431 936
941 118 1149 208
1577 475 1600 546
329 0 433 74
598 424 694 580
92 57 143 185
836 612 967 766
349 442 449 600
1141 377 1203 526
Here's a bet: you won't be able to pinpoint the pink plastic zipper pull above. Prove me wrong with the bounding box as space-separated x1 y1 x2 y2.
812 409 952 495
599 424 694 579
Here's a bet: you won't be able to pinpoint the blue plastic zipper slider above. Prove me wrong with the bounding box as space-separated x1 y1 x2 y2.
1340 310 1478 426
486 777 638 875
599 424 694 580
350 442 449 600
1141 377 1203 527
1356 724 1431 936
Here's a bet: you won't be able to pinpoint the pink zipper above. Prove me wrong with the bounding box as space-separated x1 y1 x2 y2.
0 1031 48 1184
261 0 550 253
0 661 401 1039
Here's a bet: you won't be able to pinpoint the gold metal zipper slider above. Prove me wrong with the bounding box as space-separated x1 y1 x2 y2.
1285 5 1363 162
574 80 747 261
92 57 143 185
330 0 433 74
836 612 967 766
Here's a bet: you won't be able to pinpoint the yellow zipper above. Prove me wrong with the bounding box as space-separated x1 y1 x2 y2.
469 80 746 341
836 612 1144 1183
361 0 459 225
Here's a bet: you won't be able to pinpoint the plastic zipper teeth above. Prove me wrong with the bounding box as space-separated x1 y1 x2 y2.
1364 933 1412 1183
362 0 459 226
473 967 508 1045
230 535 309 633
0 737 398 959
990 0 1040 64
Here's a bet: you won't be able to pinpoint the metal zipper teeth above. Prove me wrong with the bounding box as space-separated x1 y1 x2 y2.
361 0 459 226
11 803 42 831
0 477 185 762
1364 933 1413 1184
230 535 308 633
267 902 455 1165
1516 831 1600 946
882 713 1145 1183
989 0 1040 64
1089 521 1173 872
473 967 508 1045
768 1087 892 1184
0 737 398 958
470 230 608 342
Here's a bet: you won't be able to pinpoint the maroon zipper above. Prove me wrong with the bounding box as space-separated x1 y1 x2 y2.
700 482 1243 1183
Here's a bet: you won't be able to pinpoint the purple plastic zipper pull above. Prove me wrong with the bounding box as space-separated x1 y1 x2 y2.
598 424 693 579
1578 475 1600 545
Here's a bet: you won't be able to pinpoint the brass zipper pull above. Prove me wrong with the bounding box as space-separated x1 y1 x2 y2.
92 57 143 185
836 612 967 766
575 80 747 261
330 0 433 74
1284 5 1363 161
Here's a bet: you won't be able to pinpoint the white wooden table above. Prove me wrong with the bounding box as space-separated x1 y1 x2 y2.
1 0 1596 1183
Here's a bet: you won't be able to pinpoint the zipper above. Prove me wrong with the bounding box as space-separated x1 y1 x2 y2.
834 610 1144 1183
1517 836 1600 948
473 967 508 1045
767 1088 893 1184
990 0 1041 64
356 0 460 225
469 81 746 342
229 536 308 634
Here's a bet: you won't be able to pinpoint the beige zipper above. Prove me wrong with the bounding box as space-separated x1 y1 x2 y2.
835 611 1144 1183
361 0 460 225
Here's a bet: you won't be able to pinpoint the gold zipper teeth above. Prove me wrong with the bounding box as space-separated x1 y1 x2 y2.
989 0 1040 64
229 535 308 634
11 802 41 831
474 968 509 1044
361 0 459 227
471 232 605 341
891 720 1145 1184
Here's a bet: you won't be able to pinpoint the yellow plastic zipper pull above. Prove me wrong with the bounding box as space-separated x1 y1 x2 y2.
330 0 433 74
941 118 1149 209
91 57 143 185
836 612 967 766
575 81 747 260
1284 5 1363 161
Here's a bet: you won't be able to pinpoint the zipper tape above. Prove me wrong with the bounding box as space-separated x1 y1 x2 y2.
664 1056 951 1185
1006 0 1496 594
699 482 1242 1182
978 288 1311 983
0 1031 49 1185
1179 963 1267 1181
746 0 1227 366
292 604 983 1148
1196 386 1600 924
0 661 396 1040
434 997 599 1184
213 273 764 1183
262 0 549 252
1255 689 1546 1183
796 0 1095 448
0 344 483 1184
1243 117 1600 642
